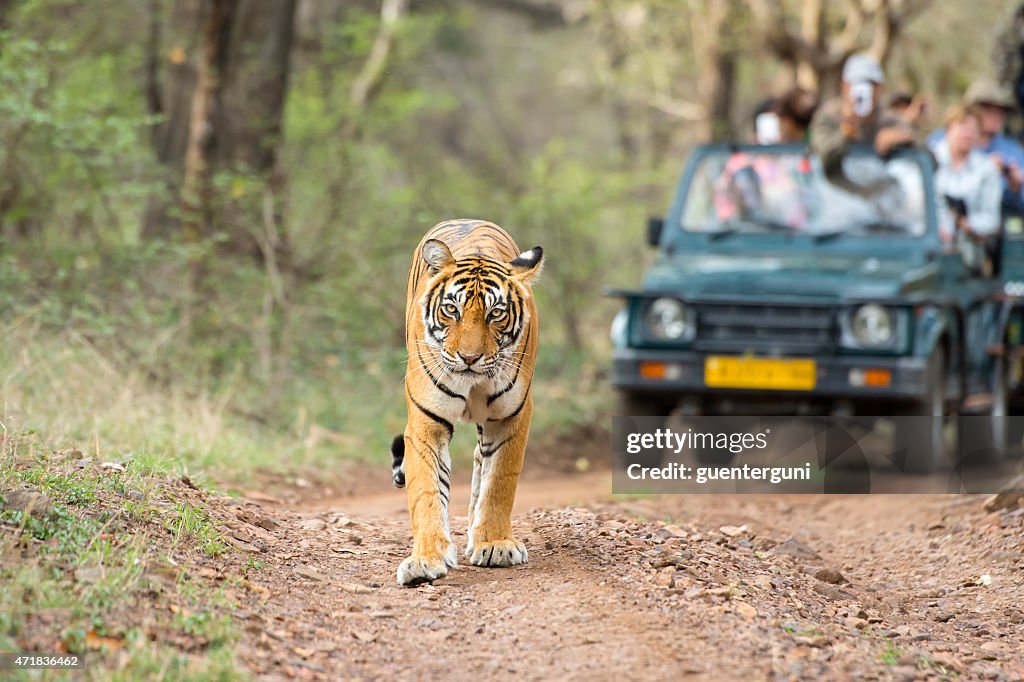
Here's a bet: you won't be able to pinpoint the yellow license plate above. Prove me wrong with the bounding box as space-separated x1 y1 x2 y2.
704 356 816 390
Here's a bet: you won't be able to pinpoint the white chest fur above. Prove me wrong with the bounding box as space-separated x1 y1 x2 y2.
460 381 491 424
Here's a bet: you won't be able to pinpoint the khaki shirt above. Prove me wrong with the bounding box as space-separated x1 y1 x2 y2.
810 98 912 172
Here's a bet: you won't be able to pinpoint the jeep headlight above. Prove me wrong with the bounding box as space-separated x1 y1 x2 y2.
841 304 905 349
643 298 696 342
610 308 628 348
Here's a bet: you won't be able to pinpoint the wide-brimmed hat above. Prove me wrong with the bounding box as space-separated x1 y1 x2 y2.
964 79 1015 109
842 53 885 85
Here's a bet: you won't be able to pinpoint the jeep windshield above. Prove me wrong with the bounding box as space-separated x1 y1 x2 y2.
680 147 928 239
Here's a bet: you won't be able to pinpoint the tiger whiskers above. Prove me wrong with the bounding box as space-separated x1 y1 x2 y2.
489 354 521 386
405 340 453 383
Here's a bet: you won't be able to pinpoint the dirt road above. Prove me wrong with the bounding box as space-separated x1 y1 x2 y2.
213 468 1024 681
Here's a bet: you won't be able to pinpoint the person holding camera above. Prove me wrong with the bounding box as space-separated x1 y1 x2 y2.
968 80 1024 218
932 105 1003 272
928 80 1024 220
810 53 916 181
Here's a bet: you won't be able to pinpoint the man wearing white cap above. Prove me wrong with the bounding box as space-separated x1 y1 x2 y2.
810 52 916 179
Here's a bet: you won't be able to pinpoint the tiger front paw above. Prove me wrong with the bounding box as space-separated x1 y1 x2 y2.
468 538 528 568
397 555 447 586
396 543 457 586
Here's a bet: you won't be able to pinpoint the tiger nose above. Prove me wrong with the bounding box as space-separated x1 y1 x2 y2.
459 352 481 366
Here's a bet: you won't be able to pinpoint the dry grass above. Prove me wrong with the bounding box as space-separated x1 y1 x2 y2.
0 318 374 488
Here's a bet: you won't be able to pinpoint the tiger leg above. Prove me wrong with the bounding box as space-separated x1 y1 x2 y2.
396 415 457 586
465 432 483 558
467 398 531 567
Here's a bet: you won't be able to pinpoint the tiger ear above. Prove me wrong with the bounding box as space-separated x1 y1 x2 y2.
422 239 455 274
509 246 544 283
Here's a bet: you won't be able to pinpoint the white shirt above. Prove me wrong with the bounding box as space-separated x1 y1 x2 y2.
931 139 1002 236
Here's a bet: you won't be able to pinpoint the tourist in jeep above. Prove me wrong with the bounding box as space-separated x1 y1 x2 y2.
810 53 916 183
931 104 1003 272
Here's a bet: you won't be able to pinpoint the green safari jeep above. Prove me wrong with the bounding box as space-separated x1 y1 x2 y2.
610 144 1011 473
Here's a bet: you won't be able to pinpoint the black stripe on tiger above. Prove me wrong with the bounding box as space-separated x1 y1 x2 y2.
487 380 531 423
416 347 466 401
435 458 451 505
479 436 510 458
422 441 450 505
435 449 451 482
488 325 530 405
390 434 405 488
407 390 454 436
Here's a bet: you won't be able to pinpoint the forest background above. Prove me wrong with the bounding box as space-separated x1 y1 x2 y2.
0 0 1012 483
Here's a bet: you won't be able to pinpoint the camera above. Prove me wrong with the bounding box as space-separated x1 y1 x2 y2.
755 112 781 144
850 81 874 117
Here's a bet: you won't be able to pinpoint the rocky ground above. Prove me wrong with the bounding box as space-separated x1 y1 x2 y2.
4 456 1024 681
202 469 1024 681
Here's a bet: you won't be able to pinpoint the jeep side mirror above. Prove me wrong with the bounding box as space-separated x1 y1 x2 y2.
647 216 664 247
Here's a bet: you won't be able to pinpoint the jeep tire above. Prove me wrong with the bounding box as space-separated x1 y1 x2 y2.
894 348 947 474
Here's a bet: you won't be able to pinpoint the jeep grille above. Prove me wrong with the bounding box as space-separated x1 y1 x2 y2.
693 304 834 354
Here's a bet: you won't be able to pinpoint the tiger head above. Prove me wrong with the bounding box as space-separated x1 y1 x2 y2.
419 238 543 377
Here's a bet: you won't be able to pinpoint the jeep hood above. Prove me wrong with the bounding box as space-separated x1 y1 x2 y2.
644 254 937 301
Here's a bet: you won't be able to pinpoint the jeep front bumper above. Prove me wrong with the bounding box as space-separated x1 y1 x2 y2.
612 348 930 401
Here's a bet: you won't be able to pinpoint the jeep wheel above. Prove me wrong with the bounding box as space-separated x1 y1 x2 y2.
991 353 1009 456
1009 404 1024 455
958 353 1009 463
894 348 948 474
1008 351 1024 453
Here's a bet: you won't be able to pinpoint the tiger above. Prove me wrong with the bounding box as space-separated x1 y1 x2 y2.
391 218 543 586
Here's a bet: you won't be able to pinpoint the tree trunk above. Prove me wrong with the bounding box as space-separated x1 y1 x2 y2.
0 0 17 34
795 0 824 91
689 0 737 142
180 0 233 240
143 0 203 239
707 51 736 142
144 0 297 259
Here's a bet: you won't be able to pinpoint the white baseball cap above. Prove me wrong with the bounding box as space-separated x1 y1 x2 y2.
843 53 885 85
